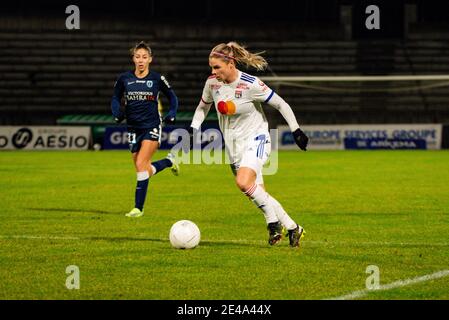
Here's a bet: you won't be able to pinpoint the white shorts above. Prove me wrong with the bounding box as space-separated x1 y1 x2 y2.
227 132 271 185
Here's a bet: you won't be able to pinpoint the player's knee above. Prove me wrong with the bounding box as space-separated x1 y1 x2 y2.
235 175 252 192
135 159 148 172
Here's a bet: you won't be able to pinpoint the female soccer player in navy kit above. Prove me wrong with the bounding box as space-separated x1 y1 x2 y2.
111 41 179 217
189 42 309 247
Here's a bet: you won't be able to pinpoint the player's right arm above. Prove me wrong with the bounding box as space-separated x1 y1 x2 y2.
111 74 125 123
190 79 214 130
187 79 214 150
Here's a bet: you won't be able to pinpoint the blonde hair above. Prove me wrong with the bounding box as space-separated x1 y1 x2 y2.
129 41 152 57
209 41 268 71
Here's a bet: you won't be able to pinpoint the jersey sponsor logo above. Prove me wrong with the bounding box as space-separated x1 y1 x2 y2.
125 91 155 101
161 75 171 88
235 90 242 99
146 81 153 88
217 100 236 115
236 83 250 90
136 80 146 83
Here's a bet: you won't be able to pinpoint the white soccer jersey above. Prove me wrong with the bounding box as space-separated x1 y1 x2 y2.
200 71 275 167
201 71 274 142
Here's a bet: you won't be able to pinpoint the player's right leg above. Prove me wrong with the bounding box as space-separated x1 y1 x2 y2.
236 166 283 245
126 138 159 217
238 132 304 247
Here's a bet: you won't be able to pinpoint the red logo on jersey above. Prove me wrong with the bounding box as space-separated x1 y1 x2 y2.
217 101 236 115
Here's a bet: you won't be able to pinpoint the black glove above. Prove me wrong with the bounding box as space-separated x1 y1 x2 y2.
292 128 309 151
163 115 176 125
186 126 200 151
163 110 176 125
114 114 125 124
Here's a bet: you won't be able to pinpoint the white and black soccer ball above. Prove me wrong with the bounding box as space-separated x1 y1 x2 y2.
169 220 201 249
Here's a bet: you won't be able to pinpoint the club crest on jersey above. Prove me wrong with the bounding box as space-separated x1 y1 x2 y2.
235 90 242 99
146 81 153 88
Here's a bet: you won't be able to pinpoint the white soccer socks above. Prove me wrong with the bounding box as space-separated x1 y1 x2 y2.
268 195 297 230
243 184 298 230
243 184 279 224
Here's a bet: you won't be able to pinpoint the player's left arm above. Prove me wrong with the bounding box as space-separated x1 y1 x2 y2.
252 80 309 151
159 75 178 124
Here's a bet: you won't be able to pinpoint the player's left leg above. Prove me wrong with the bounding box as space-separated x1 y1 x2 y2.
150 153 178 176
147 125 178 176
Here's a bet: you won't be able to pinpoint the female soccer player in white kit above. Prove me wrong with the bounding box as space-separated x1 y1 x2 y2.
189 42 309 247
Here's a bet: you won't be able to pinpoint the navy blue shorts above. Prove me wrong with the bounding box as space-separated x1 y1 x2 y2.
127 126 161 153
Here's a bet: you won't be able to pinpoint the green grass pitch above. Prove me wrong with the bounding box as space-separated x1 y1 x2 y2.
0 150 448 299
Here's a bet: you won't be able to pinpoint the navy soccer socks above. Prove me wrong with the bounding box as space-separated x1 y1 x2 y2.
151 158 172 175
135 171 150 211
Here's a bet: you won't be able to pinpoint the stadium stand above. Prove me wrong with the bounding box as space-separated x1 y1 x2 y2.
1 1 449 126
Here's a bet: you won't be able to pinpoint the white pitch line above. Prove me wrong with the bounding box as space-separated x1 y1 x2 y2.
0 235 80 240
1 235 448 247
327 270 449 300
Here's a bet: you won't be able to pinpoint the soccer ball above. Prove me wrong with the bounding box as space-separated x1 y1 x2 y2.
169 220 201 249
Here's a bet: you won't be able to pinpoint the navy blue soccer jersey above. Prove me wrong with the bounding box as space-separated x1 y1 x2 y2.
111 70 178 129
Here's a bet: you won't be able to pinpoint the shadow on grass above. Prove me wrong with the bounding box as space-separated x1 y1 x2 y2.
309 212 408 217
84 236 267 248
26 207 122 215
86 236 167 243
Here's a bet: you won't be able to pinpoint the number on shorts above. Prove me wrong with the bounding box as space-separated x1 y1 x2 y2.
127 132 137 144
255 134 266 159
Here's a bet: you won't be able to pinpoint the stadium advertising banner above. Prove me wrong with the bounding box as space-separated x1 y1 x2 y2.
0 126 91 150
103 125 224 150
278 124 443 150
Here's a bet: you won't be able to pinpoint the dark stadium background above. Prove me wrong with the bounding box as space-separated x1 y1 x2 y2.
1 0 449 147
